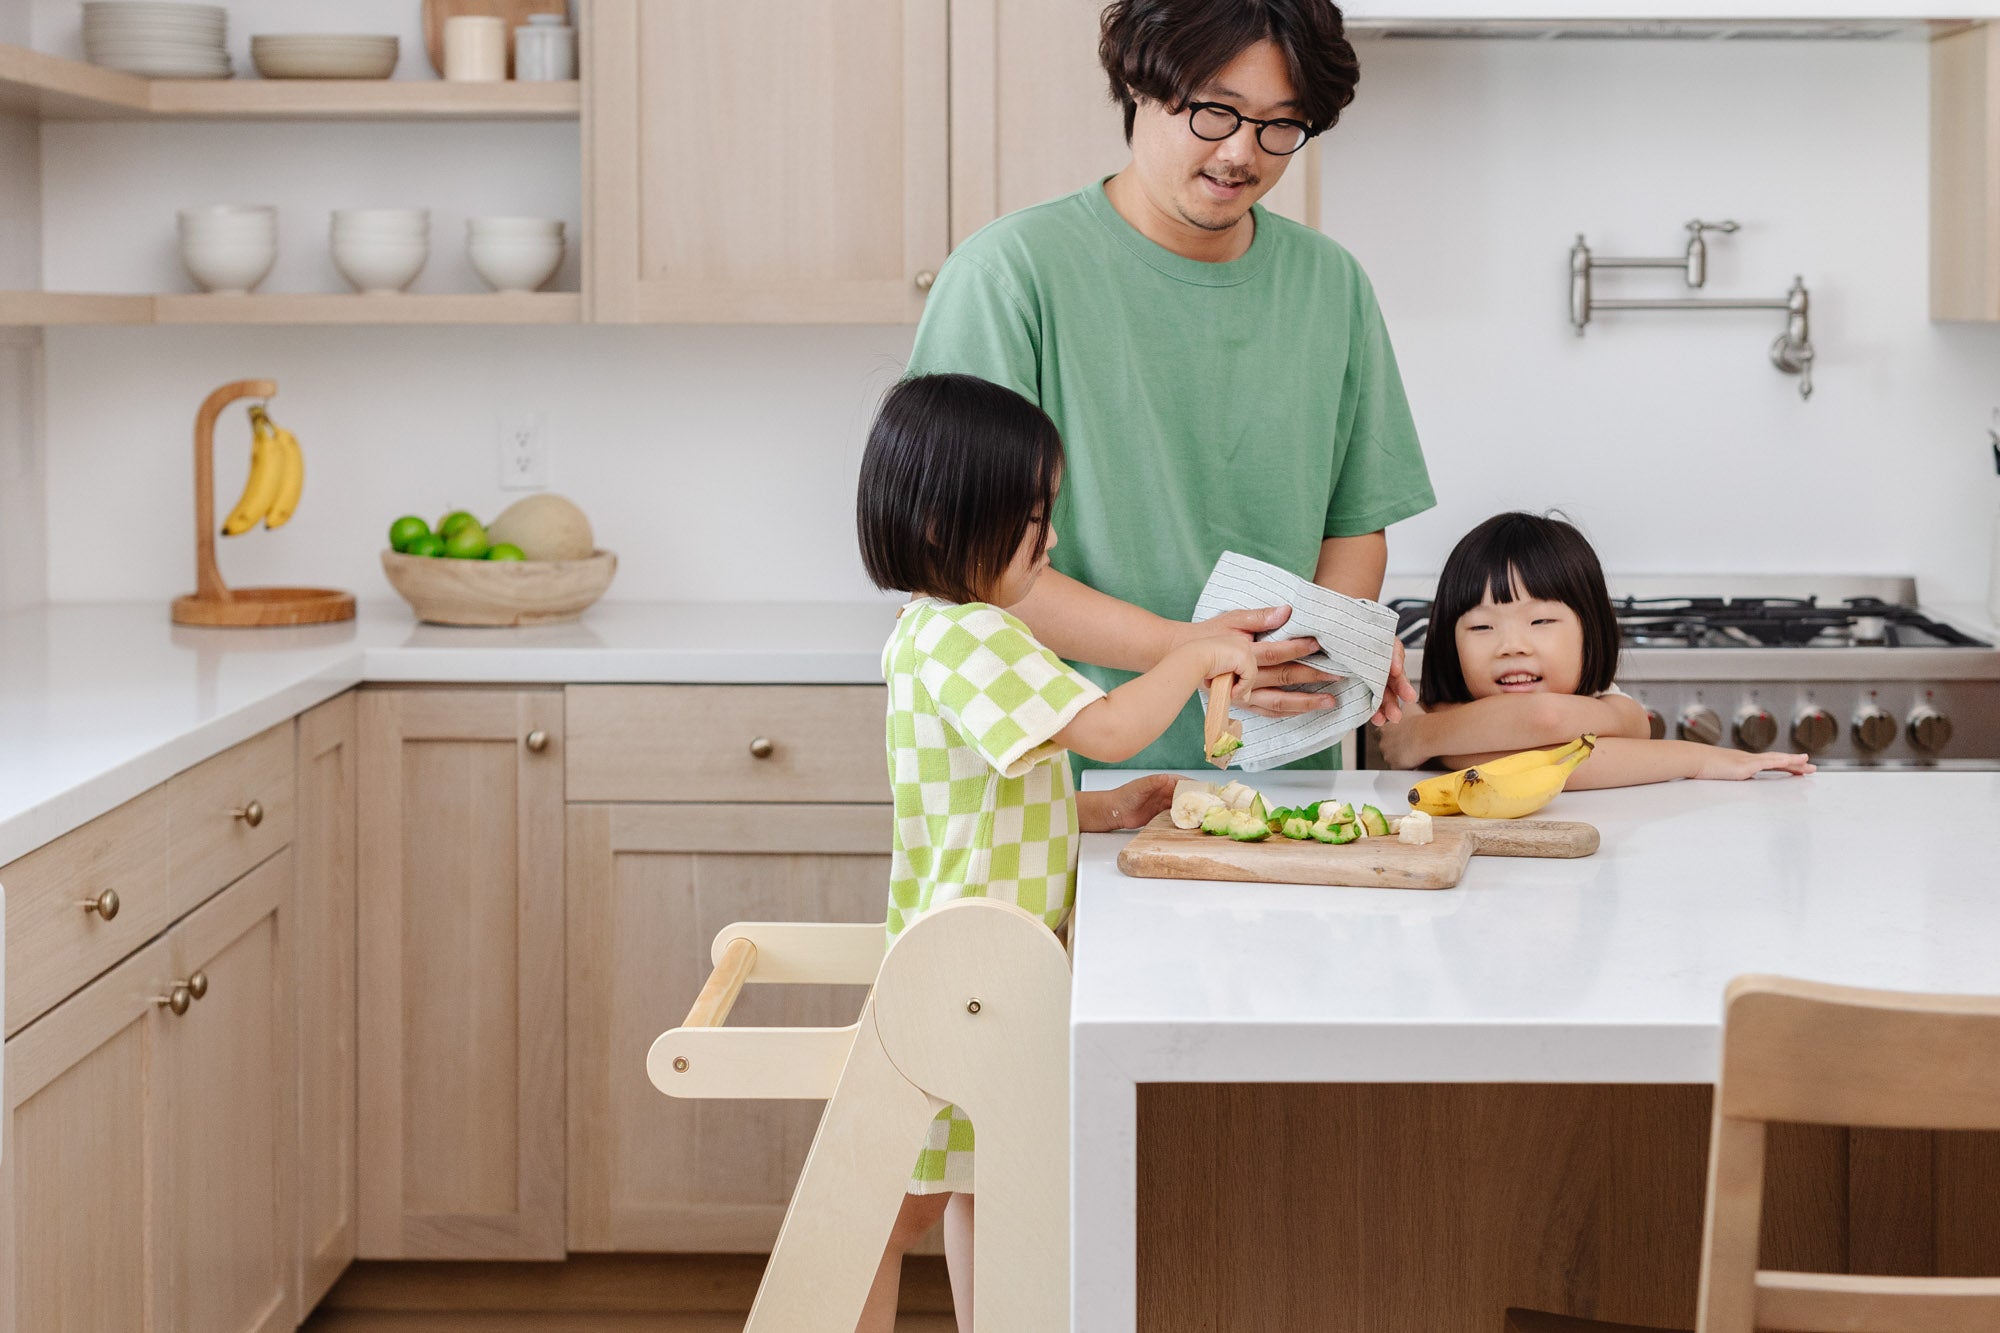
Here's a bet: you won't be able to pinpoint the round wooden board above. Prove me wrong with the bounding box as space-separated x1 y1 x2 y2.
172 587 356 627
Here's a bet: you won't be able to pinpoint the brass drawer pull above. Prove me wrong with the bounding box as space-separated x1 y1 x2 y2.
80 888 121 920
187 970 209 1000
231 799 264 828
156 984 192 1016
914 269 936 292
749 737 775 760
525 729 550 753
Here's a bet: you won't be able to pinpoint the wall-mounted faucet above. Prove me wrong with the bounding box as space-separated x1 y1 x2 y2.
1570 219 1815 400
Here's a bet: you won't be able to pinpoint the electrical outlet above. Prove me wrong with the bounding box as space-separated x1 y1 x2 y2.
499 412 549 490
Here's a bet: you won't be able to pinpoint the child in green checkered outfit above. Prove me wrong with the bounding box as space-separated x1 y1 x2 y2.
852 373 1257 1332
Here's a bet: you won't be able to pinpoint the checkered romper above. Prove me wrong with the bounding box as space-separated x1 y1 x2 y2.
881 597 1103 1193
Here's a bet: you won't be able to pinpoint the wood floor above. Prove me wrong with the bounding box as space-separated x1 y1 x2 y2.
301 1253 958 1332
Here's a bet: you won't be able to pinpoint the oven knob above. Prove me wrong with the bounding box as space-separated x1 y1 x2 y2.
1852 706 1896 754
1677 705 1722 746
1790 707 1837 755
1907 707 1953 755
1642 708 1666 741
1734 707 1777 753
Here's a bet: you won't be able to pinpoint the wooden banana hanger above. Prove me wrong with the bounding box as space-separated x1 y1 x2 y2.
648 897 1071 1332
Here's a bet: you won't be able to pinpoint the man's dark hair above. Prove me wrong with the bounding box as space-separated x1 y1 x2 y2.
1099 0 1359 143
1418 512 1622 707
857 374 1065 605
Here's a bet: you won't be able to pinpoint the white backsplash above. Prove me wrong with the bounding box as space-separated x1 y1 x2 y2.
24 32 2000 607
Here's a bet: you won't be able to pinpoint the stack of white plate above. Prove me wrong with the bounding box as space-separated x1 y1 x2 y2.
331 209 429 294
250 34 398 80
467 217 565 293
83 2 231 79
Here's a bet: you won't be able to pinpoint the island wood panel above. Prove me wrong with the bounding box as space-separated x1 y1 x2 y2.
1136 1084 1996 1332
296 692 359 1316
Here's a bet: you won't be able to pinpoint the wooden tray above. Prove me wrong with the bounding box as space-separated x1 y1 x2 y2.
1116 812 1599 891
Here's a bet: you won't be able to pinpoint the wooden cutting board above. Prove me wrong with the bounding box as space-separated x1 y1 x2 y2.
1116 813 1599 891
423 0 568 75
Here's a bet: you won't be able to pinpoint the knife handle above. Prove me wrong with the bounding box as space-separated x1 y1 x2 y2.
1204 673 1237 755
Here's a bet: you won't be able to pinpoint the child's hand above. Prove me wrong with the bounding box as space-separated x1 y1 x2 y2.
1076 774 1177 832
1195 636 1258 703
1693 749 1816 781
1373 706 1432 771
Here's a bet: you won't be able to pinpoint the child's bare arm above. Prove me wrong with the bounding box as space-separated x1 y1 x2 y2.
1387 692 1651 769
1562 738 1814 788
1054 638 1256 764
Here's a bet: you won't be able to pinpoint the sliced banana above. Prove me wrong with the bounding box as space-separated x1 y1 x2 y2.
1170 781 1226 829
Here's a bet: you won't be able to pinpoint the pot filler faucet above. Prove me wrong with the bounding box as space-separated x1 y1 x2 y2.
1570 219 1815 400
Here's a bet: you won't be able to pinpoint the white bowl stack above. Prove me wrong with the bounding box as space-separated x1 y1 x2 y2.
467 217 565 294
331 209 430 293
250 34 398 80
83 2 231 79
178 204 276 293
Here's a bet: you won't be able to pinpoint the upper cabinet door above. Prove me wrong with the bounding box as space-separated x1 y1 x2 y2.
588 0 951 323
948 0 1319 245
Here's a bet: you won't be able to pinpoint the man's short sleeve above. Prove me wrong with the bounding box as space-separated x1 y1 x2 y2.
1324 270 1435 538
905 251 1042 405
911 604 1104 778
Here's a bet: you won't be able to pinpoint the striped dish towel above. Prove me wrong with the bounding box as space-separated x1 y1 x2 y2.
1192 551 1399 771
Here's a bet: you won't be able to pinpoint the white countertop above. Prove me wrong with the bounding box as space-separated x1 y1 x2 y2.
0 598 898 865
1072 767 2000 1084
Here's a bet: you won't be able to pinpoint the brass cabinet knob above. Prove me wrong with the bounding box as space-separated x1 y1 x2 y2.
156 985 192 1016
186 971 209 1001
80 888 121 920
231 799 264 828
748 737 775 760
914 270 936 292
525 729 550 753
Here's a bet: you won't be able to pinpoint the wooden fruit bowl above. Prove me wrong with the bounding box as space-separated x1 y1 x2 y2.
381 548 616 626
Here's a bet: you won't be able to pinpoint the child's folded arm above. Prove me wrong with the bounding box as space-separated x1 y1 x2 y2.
1396 691 1651 768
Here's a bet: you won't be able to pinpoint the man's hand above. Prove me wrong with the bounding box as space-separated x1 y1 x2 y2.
1076 773 1178 832
1176 605 1342 718
1371 638 1416 726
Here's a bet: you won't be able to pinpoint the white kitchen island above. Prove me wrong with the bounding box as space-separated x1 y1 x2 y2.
1071 768 2000 1331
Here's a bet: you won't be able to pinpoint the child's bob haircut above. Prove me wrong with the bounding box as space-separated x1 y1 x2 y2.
1419 511 1622 707
857 373 1064 605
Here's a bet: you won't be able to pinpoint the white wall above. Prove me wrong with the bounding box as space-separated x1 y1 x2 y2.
1 13 47 614
29 33 2000 607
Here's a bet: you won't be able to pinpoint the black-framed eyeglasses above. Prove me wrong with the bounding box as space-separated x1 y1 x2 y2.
1185 101 1312 156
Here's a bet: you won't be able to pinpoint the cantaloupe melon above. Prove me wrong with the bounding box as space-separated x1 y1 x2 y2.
487 493 594 561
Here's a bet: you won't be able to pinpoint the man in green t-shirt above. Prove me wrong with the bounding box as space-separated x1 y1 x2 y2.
906 0 1434 773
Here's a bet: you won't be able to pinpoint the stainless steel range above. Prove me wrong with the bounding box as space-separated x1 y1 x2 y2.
1384 576 2000 770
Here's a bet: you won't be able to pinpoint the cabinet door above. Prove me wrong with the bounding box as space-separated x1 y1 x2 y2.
949 0 1319 244
587 0 950 323
158 852 295 1333
356 689 566 1260
566 802 890 1251
296 691 357 1313
0 934 174 1333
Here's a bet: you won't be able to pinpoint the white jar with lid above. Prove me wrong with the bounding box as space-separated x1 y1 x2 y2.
514 13 576 81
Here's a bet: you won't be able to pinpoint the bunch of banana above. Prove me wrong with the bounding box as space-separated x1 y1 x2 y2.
1407 734 1596 820
221 403 305 536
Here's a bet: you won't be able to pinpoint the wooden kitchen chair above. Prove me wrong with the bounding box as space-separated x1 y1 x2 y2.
647 896 1072 1333
1506 974 2000 1333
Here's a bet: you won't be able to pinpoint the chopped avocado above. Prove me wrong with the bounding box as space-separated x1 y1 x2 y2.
1206 730 1243 760
1323 819 1361 845
1247 793 1268 822
1359 804 1391 838
1280 816 1314 840
1299 801 1323 822
1309 820 1340 844
1225 810 1270 842
1200 805 1235 836
1319 801 1354 826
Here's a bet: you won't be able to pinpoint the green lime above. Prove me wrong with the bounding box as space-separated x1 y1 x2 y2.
389 515 431 552
486 543 526 562
405 532 445 558
442 523 489 559
438 509 481 540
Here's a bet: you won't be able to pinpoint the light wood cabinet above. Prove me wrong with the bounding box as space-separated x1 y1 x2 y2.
0 852 294 1333
1933 22 2000 320
565 802 891 1251
295 693 358 1314
587 0 950 323
356 688 566 1260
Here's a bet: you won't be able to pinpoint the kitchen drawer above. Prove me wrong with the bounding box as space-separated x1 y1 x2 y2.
566 685 889 804
3 785 172 1037
166 721 293 915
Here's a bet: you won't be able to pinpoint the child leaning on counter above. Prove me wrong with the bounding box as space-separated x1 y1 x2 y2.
1376 511 1816 785
851 372 1255 1333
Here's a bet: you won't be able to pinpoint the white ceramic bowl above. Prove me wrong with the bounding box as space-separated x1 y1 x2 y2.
180 234 276 294
468 236 564 293
251 35 397 79
332 208 427 230
179 203 275 229
331 236 427 293
467 216 565 238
